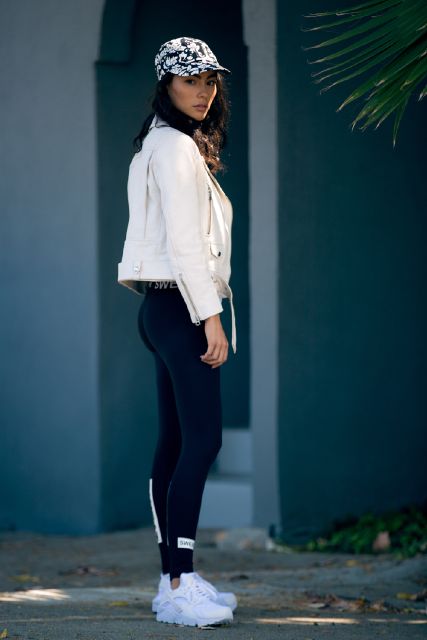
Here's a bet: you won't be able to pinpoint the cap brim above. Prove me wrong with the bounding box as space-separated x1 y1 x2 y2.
175 63 231 76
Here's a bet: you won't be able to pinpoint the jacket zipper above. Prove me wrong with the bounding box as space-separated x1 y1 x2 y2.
208 182 229 265
178 272 201 325
207 184 213 235
142 150 155 240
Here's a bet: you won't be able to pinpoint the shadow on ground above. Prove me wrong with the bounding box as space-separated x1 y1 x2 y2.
0 527 426 639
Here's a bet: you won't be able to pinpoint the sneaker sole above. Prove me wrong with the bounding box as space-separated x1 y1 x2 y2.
153 600 237 613
156 610 233 627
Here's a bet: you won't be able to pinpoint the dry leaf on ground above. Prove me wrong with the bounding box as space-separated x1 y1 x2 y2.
9 574 39 582
58 565 119 576
372 531 391 552
397 589 427 601
299 591 403 613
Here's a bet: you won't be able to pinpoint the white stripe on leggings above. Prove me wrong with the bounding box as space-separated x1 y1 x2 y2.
149 478 163 544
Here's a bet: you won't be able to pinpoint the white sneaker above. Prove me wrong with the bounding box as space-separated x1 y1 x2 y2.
152 571 237 612
193 571 238 611
156 572 233 627
152 573 169 613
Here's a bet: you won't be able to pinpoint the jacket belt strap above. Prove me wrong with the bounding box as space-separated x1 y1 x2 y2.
227 285 237 354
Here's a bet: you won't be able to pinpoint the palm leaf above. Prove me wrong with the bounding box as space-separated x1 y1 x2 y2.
302 0 427 146
420 83 427 99
310 9 424 83
390 93 410 142
302 0 423 64
302 0 397 19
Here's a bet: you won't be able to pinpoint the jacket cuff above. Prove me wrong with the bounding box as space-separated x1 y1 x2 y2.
175 270 223 322
196 297 224 322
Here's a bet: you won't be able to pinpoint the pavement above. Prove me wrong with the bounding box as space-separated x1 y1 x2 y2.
0 526 426 639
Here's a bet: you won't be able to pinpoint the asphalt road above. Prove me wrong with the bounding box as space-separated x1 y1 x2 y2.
1 527 426 639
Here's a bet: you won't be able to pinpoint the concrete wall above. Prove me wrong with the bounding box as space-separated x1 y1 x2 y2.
243 0 281 530
0 0 104 533
277 2 427 541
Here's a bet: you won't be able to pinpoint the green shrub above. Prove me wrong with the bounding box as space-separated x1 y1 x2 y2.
303 504 427 558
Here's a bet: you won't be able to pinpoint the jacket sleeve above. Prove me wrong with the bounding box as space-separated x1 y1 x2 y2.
151 133 223 323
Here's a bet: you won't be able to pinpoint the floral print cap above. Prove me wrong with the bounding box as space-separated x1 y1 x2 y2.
154 36 231 81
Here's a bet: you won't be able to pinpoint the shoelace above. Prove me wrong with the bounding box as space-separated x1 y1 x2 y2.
195 574 218 596
179 578 215 604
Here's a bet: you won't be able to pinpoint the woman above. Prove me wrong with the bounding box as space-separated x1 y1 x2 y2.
117 37 237 627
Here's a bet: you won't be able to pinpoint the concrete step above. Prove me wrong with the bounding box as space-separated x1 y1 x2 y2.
199 473 253 528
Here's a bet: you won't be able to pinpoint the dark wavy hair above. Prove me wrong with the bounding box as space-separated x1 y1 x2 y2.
133 71 230 174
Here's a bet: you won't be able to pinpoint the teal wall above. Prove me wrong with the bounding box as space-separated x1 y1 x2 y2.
277 2 427 541
97 0 249 531
0 0 104 534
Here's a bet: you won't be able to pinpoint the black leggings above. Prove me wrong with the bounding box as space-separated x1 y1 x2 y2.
137 284 222 580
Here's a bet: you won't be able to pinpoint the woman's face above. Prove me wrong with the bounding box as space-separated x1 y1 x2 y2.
167 70 218 121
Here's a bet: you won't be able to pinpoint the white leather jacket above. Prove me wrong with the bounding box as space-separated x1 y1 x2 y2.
118 113 236 353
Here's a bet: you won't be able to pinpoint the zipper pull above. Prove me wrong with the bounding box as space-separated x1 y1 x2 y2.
178 272 201 325
207 184 213 235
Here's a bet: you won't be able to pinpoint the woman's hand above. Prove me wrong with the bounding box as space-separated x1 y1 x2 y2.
200 314 228 368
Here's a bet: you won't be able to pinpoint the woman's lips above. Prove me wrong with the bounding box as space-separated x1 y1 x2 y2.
193 105 207 112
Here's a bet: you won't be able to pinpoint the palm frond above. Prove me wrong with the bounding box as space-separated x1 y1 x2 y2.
302 0 427 146
418 82 427 99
